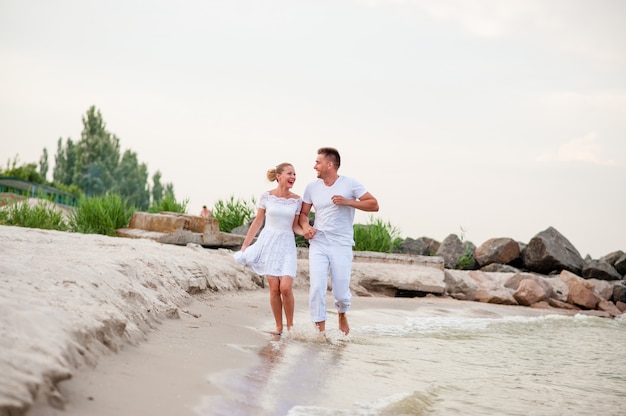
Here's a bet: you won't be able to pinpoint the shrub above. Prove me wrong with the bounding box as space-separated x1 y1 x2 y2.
148 193 188 214
456 226 476 269
0 199 68 231
68 193 134 236
211 195 256 233
456 245 475 270
353 216 402 253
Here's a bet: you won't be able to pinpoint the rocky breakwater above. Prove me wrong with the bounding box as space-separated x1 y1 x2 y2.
390 226 625 318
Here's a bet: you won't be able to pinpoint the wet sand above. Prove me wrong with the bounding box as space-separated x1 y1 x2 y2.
26 289 574 416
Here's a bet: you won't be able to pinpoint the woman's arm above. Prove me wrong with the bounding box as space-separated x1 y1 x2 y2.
240 208 265 251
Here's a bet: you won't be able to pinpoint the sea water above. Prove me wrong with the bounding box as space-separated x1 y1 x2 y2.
196 300 626 416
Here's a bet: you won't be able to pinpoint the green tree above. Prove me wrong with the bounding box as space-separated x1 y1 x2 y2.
48 105 177 208
2 155 43 183
39 148 49 182
112 150 150 209
151 170 164 205
165 183 175 199
73 106 121 196
53 137 77 186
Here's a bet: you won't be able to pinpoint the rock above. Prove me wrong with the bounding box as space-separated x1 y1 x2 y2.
504 272 557 300
474 237 520 268
522 227 584 275
436 234 467 269
513 279 548 306
547 298 580 310
582 259 622 281
353 253 446 296
612 282 626 303
585 279 614 301
480 263 521 273
444 269 479 301
117 211 246 248
600 250 625 266
614 253 626 276
564 277 602 309
529 301 552 309
598 251 626 277
395 236 440 256
597 300 623 317
436 234 464 268
474 271 510 302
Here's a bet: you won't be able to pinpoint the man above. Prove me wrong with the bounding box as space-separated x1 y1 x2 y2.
299 147 379 335
200 205 212 218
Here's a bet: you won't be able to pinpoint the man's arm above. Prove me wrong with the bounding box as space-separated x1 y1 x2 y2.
331 192 379 212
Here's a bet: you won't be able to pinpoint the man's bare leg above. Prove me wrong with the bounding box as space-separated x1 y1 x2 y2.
315 320 326 333
338 313 349 335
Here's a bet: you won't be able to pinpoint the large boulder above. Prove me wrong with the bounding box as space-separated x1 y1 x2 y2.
436 234 464 269
474 237 520 268
558 270 602 309
612 282 626 303
436 234 472 269
582 259 622 281
602 251 626 277
522 227 584 275
444 270 517 305
513 279 548 306
350 252 446 296
443 269 479 301
395 236 440 256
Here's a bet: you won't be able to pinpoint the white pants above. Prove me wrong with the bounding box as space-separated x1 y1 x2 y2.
308 242 353 323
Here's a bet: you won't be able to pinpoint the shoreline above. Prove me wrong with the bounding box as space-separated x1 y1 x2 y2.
28 289 580 416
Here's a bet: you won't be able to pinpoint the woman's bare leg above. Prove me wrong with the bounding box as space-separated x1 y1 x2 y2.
280 276 294 330
267 276 283 334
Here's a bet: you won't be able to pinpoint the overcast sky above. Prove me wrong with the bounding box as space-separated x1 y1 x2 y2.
1 0 625 258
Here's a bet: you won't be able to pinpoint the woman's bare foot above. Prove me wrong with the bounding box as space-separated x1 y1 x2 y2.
270 326 283 336
338 313 349 335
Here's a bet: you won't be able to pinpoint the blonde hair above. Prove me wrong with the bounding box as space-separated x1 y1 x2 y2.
266 162 293 182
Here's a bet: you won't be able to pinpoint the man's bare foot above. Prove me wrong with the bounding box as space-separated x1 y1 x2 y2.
315 321 326 333
338 313 350 335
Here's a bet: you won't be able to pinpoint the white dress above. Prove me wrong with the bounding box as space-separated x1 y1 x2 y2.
233 192 302 278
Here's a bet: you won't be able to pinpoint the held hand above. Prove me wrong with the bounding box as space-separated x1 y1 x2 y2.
304 227 317 240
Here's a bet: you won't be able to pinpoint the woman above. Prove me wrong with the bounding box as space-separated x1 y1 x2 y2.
233 163 304 335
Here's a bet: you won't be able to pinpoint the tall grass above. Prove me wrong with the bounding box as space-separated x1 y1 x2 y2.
148 193 188 214
211 195 256 233
0 199 68 231
68 193 134 236
353 216 402 253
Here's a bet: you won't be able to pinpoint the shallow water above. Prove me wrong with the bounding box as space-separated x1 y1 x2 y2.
197 303 626 416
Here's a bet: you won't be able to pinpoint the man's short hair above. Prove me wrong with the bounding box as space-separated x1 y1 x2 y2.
318 147 341 169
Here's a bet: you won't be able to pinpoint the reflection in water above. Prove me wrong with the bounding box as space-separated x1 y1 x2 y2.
197 330 346 416
197 309 626 416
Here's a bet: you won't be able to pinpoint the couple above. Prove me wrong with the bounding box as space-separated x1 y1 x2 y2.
234 147 379 336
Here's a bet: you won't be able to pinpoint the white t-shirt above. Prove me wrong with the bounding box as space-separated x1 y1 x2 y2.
302 176 367 246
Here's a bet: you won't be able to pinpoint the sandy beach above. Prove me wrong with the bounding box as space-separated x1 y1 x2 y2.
27 291 572 416
0 225 605 416
27 290 273 416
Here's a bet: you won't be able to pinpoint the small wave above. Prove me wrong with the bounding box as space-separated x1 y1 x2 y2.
286 387 439 416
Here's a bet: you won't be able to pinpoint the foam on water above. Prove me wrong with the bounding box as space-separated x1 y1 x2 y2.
196 306 626 416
